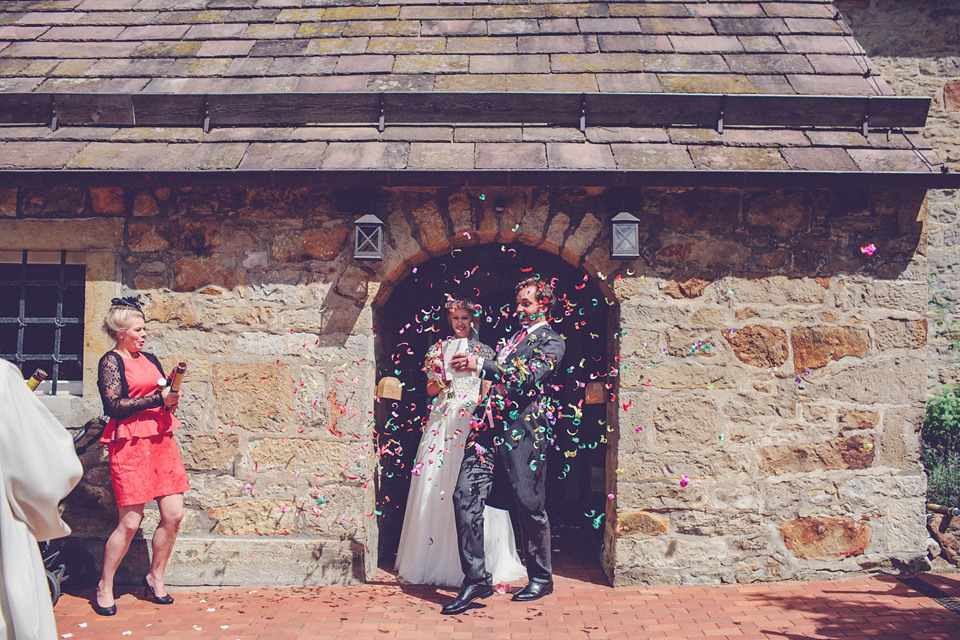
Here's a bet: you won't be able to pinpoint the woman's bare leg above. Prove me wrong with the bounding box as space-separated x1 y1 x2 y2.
145 493 184 597
97 504 145 607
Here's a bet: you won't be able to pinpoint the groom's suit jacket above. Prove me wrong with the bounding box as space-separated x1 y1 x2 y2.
472 323 565 492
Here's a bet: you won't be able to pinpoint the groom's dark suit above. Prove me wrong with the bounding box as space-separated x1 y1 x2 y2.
453 322 565 586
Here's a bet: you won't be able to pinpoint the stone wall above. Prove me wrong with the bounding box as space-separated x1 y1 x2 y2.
0 180 929 585
838 0 960 392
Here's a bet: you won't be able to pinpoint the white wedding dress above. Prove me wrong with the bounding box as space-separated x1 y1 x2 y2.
395 341 527 587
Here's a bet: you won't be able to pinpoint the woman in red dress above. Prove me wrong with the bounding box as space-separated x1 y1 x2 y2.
94 297 189 616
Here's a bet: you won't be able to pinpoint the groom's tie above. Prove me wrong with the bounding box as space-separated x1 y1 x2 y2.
510 327 528 352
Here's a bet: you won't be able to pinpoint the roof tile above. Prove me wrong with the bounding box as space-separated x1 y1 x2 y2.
578 17 641 33
0 26 50 41
295 74 368 91
275 8 325 22
712 17 787 35
365 74 435 91
781 147 858 171
737 35 784 52
542 4 608 19
381 127 453 142
0 141 88 169
806 53 872 75
196 40 255 57
322 141 408 169
760 3 836 19
488 19 539 36
243 75 298 91
537 19 580 35
668 35 742 53
267 56 338 75
847 148 931 173
724 53 813 74
598 34 673 53
641 53 729 73
547 142 615 169
447 36 516 54
289 126 379 142
249 39 308 57
16 12 84 25
117 24 190 40
164 57 232 76
394 54 469 74
551 52 644 73
609 3 691 18
746 75 794 94
334 54 394 74
522 127 584 143
243 23 299 39
341 20 418 37
367 36 444 54
322 6 399 21
435 74 506 91
0 41 64 57
407 141 473 169
506 72 598 92
150 142 247 170
475 141 545 168
296 22 344 38
455 127 522 143
586 127 669 143
787 73 878 95
66 141 165 169
304 37 367 54
595 72 660 92
473 5 545 20
39 25 124 39
720 130 809 147
779 34 853 54
784 18 843 34
640 17 715 35
518 34 598 54
687 3 765 18
132 41 203 57
399 6 471 20
237 141 328 169
421 20 486 36
470 54 549 74
63 41 141 57
612 142 694 170
658 72 755 93
87 57 173 76
689 146 789 170
183 23 247 39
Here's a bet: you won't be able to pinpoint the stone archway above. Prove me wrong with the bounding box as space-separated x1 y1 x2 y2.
371 240 618 582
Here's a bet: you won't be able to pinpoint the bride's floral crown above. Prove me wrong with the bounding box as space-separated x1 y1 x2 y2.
444 296 483 317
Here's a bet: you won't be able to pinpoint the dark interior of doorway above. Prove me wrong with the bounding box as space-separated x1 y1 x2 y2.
374 243 614 580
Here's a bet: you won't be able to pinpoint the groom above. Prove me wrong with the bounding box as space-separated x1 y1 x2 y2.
443 276 565 615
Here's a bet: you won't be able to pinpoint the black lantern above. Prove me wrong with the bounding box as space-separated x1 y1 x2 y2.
354 214 384 260
611 212 640 258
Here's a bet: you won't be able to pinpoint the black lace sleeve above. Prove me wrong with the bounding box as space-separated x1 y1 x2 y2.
97 352 163 420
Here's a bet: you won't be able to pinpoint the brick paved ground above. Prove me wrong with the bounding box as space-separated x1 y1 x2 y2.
54 569 960 640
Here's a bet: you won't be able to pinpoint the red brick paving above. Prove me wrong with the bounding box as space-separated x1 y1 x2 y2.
54 571 960 640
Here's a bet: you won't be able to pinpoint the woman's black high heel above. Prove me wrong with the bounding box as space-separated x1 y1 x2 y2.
93 600 117 616
143 576 174 605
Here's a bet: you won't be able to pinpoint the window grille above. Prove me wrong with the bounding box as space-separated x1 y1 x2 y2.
0 250 85 395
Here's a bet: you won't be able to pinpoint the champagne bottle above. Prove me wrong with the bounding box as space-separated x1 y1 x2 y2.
26 368 47 391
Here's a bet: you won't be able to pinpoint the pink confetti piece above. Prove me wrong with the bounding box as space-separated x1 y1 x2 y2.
680 474 690 488
860 243 876 256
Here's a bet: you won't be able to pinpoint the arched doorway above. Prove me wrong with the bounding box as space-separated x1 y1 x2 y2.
373 243 617 582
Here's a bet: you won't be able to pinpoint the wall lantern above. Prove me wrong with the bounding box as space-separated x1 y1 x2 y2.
611 212 640 258
376 376 403 401
585 381 606 405
354 214 384 260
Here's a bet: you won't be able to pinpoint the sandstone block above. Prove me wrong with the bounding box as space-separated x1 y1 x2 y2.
633 361 737 391
721 393 794 422
179 433 239 473
0 189 16 217
213 363 293 432
664 327 718 357
791 326 868 373
271 226 349 263
884 499 927 555
615 535 727 570
872 318 926 351
128 221 170 252
780 517 871 558
617 479 711 511
878 405 923 469
838 409 878 431
617 450 751 479
672 511 765 537
147 295 196 325
174 255 238 292
335 265 370 302
690 307 724 325
621 328 660 357
0 219 123 250
615 510 669 536
654 393 718 451
744 189 809 237
821 357 924 405
133 190 160 217
724 325 789 368
729 277 828 305
656 235 749 267
209 499 296 536
166 537 367 585
945 80 960 111
89 187 125 215
758 436 874 475
244 438 364 479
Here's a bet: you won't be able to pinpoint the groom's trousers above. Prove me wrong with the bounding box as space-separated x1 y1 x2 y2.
453 439 552 586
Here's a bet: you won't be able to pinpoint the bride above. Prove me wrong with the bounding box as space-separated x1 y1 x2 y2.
395 297 527 587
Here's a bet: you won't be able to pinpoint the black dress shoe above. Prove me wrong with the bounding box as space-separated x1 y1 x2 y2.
144 577 174 605
440 583 495 615
511 580 554 602
93 601 117 616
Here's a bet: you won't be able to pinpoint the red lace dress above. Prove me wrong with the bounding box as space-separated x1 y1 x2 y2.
97 352 189 507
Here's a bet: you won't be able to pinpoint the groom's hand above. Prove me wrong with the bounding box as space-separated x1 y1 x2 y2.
451 353 477 372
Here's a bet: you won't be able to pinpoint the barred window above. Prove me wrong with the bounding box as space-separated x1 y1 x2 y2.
0 250 85 395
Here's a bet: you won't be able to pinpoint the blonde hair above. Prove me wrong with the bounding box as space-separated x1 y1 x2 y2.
102 306 145 341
